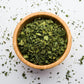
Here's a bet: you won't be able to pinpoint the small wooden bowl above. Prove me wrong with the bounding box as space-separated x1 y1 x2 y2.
13 12 72 69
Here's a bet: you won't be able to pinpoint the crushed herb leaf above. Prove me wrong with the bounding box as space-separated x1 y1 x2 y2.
79 56 84 64
3 6 5 9
5 49 10 51
13 17 17 21
9 68 12 71
38 77 40 80
22 72 27 79
71 55 74 57
2 64 4 66
79 0 81 2
66 70 71 81
57 72 59 75
9 52 15 59
66 14 69 17
80 44 83 47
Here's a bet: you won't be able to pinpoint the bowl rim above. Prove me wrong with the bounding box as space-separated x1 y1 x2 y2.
13 12 72 69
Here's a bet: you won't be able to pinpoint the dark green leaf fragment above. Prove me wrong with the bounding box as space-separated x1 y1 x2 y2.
66 70 71 81
79 56 84 64
9 52 15 59
5 49 10 51
66 14 68 17
79 0 81 2
2 71 8 76
13 17 17 20
80 44 83 47
5 72 8 76
23 55 29 59
71 55 74 57
22 72 27 79
9 68 12 71
38 77 40 80
2 64 4 66
14 69 18 72
44 36 48 41
3 6 5 9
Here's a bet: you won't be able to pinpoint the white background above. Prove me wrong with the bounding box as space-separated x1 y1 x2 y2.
0 0 84 84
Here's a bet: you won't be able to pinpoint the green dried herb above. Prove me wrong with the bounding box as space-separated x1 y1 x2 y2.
38 77 40 80
57 72 59 75
3 6 5 9
30 70 33 73
20 18 22 21
17 18 67 65
38 83 41 84
13 17 17 21
9 68 12 71
66 70 71 81
79 56 84 64
14 69 18 72
80 44 83 47
71 55 74 57
5 49 10 52
22 72 27 79
49 76 52 78
9 52 14 59
2 71 8 76
66 14 69 17
78 33 80 35
5 72 8 76
2 64 4 66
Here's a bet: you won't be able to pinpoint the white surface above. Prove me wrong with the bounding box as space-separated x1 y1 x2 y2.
0 0 84 84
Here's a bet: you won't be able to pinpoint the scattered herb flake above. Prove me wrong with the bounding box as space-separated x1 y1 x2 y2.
5 49 10 51
79 56 84 64
38 83 41 84
66 14 68 17
80 44 83 47
2 64 4 66
37 3 39 6
30 70 33 73
78 33 80 35
20 18 22 21
57 72 59 75
14 69 18 72
3 6 5 9
71 55 74 57
22 72 27 79
50 72 52 74
9 68 12 71
13 17 17 21
38 77 40 80
66 70 71 81
49 76 52 78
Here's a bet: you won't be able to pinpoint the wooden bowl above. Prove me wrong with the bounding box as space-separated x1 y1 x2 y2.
13 12 72 69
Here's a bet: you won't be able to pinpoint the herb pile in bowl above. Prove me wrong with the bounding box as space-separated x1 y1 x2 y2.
17 18 67 65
